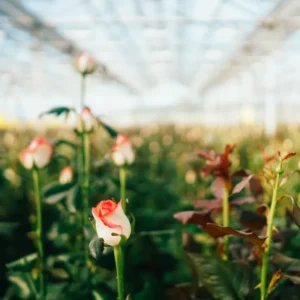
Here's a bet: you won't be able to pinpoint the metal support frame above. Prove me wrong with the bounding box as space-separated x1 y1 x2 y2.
0 0 140 93
200 0 300 93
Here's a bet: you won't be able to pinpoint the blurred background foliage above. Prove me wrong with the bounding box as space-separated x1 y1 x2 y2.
1 123 300 299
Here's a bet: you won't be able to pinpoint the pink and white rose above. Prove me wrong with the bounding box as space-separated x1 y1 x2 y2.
75 52 96 75
111 134 135 166
59 166 74 184
77 106 97 133
92 200 131 246
19 137 53 169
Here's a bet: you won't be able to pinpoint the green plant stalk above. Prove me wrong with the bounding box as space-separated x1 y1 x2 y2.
114 245 125 300
222 187 229 260
81 132 91 268
80 74 86 109
120 166 127 213
260 171 281 300
32 168 45 300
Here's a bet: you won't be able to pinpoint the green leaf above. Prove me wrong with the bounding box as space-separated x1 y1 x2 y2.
272 252 300 273
39 106 75 118
66 185 79 213
54 139 78 150
43 181 77 205
92 290 104 300
89 237 104 261
278 195 300 229
187 253 251 300
48 268 69 279
6 253 37 271
98 119 118 138
8 272 37 299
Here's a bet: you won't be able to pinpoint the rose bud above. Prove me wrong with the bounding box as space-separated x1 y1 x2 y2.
19 137 53 169
59 166 74 184
74 52 96 75
111 134 135 166
92 200 131 247
77 106 97 133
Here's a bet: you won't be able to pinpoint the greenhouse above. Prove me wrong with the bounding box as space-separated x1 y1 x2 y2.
1 0 300 299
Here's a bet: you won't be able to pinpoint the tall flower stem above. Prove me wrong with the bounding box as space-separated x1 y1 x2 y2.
114 245 125 300
80 74 86 109
32 168 45 299
260 169 281 300
222 186 229 260
81 132 91 268
119 166 127 213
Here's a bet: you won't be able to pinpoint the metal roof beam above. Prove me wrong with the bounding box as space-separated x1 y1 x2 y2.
200 0 300 93
0 0 140 93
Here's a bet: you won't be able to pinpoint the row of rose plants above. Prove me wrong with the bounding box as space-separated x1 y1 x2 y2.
5 51 300 300
174 145 300 299
6 53 135 300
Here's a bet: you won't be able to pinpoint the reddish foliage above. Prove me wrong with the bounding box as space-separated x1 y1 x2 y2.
198 144 235 182
231 175 253 195
282 152 296 161
238 210 266 231
174 211 214 228
211 177 226 200
205 223 267 249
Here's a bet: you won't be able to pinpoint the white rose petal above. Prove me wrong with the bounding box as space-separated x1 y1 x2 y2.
112 151 126 166
32 144 53 168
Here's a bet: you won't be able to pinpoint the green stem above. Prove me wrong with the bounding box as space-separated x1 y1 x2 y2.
32 168 45 300
120 167 126 213
222 186 229 260
260 171 281 300
81 132 90 268
114 245 125 300
80 74 86 109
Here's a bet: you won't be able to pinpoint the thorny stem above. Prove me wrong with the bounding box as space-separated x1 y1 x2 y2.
114 245 125 300
260 168 281 300
32 168 45 299
222 187 229 260
119 166 127 213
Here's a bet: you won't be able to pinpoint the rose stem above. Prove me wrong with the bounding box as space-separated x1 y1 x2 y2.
260 164 282 300
114 245 125 300
119 166 127 213
32 167 45 299
222 186 229 260
81 130 91 268
80 74 86 109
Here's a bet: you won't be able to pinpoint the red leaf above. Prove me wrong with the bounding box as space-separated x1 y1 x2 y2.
262 152 276 163
211 177 226 200
231 175 253 195
174 211 214 228
256 204 269 218
282 152 296 162
231 197 256 206
231 170 250 178
193 199 222 211
197 149 216 161
205 223 267 248
238 210 267 230
249 176 264 197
